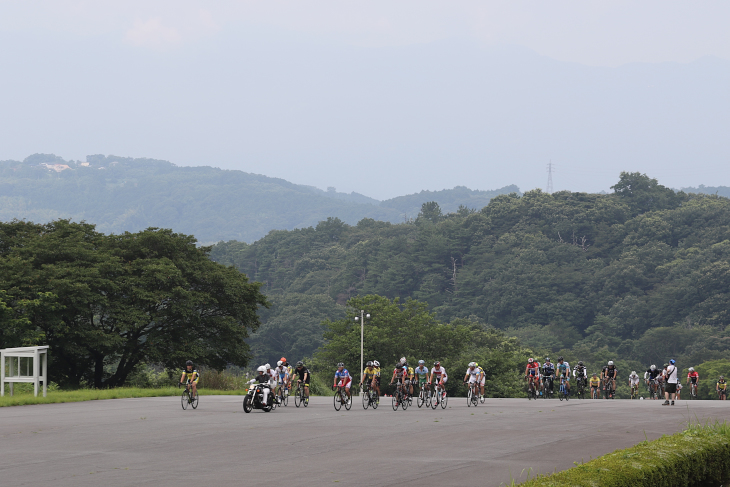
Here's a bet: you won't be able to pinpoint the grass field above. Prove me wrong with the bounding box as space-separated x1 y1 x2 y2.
0 387 247 407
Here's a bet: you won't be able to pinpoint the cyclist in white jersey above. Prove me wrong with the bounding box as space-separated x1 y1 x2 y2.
463 362 481 398
430 362 448 398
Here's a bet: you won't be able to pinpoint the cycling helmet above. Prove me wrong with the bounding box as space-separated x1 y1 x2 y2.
528 358 534 363
663 363 669 368
592 372 597 376
257 365 266 373
186 360 193 366
373 360 380 367
650 364 656 370
545 357 550 362
336 362 344 368
558 356 564 361
631 371 637 376
280 357 287 363
689 367 695 372
366 361 373 367
608 361 614 366
721 376 725 380
396 363 403 369
669 359 676 365
400 357 407 365
578 361 583 366
468 362 475 367
265 363 271 369
277 360 283 367
296 361 304 367
418 360 425 365
434 361 440 366
474 363 479 367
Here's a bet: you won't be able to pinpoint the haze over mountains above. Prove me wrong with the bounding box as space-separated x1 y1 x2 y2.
0 154 518 244
2 34 728 198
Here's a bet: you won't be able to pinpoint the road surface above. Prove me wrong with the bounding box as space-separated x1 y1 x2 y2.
2 394 729 486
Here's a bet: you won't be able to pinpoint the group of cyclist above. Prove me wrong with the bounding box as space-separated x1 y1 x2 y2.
524 357 728 401
335 357 455 407
245 358 311 405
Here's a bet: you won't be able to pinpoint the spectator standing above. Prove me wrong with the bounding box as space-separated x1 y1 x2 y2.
663 359 679 406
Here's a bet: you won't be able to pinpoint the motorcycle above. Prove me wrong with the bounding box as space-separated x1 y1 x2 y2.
243 380 275 413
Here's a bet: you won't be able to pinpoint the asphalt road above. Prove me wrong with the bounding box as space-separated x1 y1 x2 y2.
2 394 730 487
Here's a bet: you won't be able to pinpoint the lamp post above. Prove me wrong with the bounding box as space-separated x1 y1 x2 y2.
354 310 371 383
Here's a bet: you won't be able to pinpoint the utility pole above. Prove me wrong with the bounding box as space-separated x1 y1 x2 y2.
547 161 554 194
354 310 371 386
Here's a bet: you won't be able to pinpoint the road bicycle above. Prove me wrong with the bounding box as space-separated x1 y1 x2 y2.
417 382 430 408
558 376 569 401
294 380 309 408
575 376 586 399
689 382 698 400
630 383 639 400
362 382 379 410
466 381 479 407
276 384 289 407
392 382 409 411
648 379 660 400
591 386 599 399
526 376 538 400
604 378 615 399
542 377 554 399
718 389 727 401
431 382 448 409
333 384 352 411
180 381 199 410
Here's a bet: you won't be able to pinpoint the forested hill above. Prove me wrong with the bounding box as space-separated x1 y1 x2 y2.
0 154 517 244
210 172 730 373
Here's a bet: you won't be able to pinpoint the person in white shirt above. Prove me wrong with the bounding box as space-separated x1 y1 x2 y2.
663 359 679 406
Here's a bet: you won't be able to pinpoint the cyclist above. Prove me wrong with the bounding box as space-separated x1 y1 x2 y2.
333 363 352 404
687 367 699 397
475 362 485 399
281 357 293 392
556 357 571 395
274 360 289 402
372 360 382 396
180 360 200 397
406 362 415 397
390 363 409 405
414 360 430 396
644 365 662 399
525 358 541 393
463 362 480 396
361 361 378 392
717 376 727 400
542 358 555 395
602 361 618 398
573 361 587 392
430 361 448 399
629 371 640 397
589 373 601 398
294 361 310 399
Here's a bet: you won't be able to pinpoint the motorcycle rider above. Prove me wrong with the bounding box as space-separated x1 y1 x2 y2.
254 365 272 407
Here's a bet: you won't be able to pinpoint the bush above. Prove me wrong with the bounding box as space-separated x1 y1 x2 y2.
519 421 730 487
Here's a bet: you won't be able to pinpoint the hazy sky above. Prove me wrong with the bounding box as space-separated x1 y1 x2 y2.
1 1 729 199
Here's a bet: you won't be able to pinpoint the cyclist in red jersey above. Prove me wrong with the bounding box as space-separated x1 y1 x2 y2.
525 358 541 392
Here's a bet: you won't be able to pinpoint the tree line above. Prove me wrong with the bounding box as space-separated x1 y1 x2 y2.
0 220 267 388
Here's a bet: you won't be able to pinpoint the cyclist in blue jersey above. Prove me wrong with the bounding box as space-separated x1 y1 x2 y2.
333 363 353 403
556 357 571 395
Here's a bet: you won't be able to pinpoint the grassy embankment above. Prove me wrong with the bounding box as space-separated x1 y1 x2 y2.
515 420 730 487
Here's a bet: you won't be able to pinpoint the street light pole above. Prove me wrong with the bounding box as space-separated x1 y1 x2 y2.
354 309 371 384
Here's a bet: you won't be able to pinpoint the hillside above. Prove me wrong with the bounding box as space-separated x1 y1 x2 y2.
0 154 518 244
210 172 730 372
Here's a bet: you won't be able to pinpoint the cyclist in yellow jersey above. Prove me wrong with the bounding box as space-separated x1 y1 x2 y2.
475 362 485 399
361 361 378 392
372 361 382 397
589 373 601 398
180 360 200 397
717 376 727 400
407 365 415 396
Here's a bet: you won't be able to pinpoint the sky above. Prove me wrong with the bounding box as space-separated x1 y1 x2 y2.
1 1 729 199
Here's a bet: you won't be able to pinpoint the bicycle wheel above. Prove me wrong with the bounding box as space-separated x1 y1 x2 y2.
467 387 472 407
295 387 302 407
431 390 439 409
417 390 425 408
392 393 399 411
440 392 448 409
559 387 564 401
181 390 189 410
471 388 479 407
191 391 199 409
402 394 409 410
362 389 370 410
334 390 342 411
281 391 288 407
344 392 352 410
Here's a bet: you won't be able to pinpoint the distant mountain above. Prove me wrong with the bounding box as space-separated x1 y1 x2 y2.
0 154 519 244
680 185 730 198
